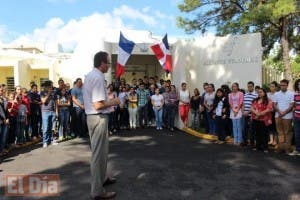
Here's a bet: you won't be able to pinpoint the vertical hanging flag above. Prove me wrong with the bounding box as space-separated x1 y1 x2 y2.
150 34 172 72
116 32 135 78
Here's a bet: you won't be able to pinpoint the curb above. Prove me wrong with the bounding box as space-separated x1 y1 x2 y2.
182 127 233 144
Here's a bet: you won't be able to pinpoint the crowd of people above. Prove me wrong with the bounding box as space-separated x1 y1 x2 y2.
0 75 300 157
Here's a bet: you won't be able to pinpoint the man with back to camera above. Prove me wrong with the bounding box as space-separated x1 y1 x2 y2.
83 51 120 200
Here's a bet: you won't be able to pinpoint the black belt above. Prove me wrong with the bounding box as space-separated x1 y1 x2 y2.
89 113 109 116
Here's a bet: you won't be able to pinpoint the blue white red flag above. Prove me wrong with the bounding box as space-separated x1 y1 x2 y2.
116 32 135 78
150 34 172 72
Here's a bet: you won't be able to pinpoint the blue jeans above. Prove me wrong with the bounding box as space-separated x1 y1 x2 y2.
206 111 216 134
153 107 163 128
42 111 55 145
0 123 8 153
190 109 200 129
232 118 243 144
293 118 300 152
16 121 26 144
167 104 177 129
59 109 70 138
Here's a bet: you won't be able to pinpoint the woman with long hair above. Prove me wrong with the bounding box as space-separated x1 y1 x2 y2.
57 86 71 140
179 83 190 128
190 88 201 130
151 88 164 130
213 88 230 144
107 84 118 133
167 85 178 132
228 83 244 145
267 81 278 146
127 87 138 129
251 88 273 152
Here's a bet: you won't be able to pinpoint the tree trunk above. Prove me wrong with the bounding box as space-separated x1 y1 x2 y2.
281 17 293 90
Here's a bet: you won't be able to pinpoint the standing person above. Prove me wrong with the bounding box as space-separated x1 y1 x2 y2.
204 84 216 134
118 87 129 130
267 81 278 146
151 88 164 130
229 83 244 145
251 88 273 152
29 84 41 140
213 88 230 144
7 92 18 146
107 84 117 134
274 79 294 154
200 83 209 133
289 79 300 156
0 85 9 155
136 83 150 128
179 82 190 128
242 81 258 147
127 87 138 129
71 78 87 137
15 95 28 145
41 81 58 148
57 87 71 141
21 88 31 142
190 88 201 130
167 85 178 132
147 84 156 126
83 51 120 200
162 86 170 128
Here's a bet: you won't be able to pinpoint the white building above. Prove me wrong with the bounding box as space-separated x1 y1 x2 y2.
0 30 262 93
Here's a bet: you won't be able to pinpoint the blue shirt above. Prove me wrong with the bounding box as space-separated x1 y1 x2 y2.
71 86 84 108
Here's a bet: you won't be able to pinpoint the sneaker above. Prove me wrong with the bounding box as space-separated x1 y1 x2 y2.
43 143 48 148
159 127 163 130
52 141 59 146
59 136 64 141
156 127 159 130
288 150 300 156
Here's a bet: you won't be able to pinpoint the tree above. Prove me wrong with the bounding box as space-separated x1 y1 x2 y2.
177 0 300 87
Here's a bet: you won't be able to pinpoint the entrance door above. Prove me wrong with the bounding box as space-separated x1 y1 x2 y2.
124 65 146 83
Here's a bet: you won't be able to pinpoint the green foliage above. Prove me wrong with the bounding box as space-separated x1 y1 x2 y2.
292 54 300 78
177 0 300 56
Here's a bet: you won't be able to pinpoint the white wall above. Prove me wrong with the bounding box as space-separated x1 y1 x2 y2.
173 33 262 93
172 33 262 128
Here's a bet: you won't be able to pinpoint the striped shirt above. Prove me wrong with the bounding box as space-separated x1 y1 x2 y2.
294 92 300 118
243 92 258 116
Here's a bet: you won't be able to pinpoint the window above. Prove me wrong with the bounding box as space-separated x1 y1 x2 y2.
6 77 15 93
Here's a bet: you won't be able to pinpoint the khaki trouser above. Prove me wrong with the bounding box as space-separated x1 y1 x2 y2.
275 118 293 152
87 114 109 197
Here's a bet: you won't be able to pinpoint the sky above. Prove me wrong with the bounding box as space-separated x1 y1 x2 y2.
0 0 200 51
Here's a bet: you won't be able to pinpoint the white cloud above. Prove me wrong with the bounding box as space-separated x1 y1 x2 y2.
113 5 156 26
154 10 167 19
6 5 174 51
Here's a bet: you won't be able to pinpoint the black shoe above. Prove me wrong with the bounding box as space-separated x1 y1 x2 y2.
103 178 117 187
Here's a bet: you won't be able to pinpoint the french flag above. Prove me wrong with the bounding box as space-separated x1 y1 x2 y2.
150 34 172 72
116 32 135 78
